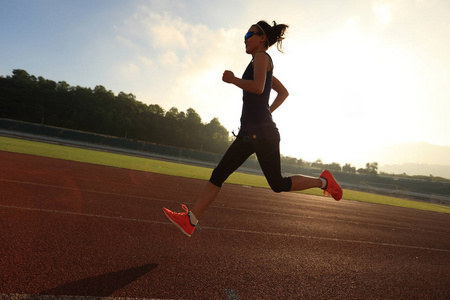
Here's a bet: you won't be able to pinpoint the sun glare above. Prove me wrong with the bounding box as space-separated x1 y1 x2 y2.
272 14 422 167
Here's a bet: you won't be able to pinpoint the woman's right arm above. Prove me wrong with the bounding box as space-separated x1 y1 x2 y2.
222 53 270 95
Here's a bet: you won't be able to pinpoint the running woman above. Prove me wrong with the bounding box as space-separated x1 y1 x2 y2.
163 21 342 237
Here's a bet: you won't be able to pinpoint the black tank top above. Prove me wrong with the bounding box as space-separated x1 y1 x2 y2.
240 52 280 140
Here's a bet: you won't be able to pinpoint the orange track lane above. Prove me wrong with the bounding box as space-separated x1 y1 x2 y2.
1 151 449 299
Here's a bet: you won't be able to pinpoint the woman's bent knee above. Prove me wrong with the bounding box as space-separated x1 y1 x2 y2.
209 167 227 188
269 177 292 193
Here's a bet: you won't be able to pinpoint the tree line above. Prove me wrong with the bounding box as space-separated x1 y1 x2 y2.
0 69 230 153
0 69 377 175
4 69 445 183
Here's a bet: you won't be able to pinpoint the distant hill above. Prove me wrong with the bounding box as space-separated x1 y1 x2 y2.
380 163 450 179
375 142 450 166
374 142 450 178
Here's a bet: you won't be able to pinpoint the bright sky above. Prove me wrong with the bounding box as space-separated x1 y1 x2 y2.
1 0 449 169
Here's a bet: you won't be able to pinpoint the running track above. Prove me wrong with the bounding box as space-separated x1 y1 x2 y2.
0 151 449 299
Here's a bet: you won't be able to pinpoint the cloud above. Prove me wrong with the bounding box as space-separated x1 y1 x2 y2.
121 63 140 79
138 56 154 68
97 0 449 157
105 4 248 128
115 6 244 71
372 1 392 25
158 51 179 67
115 35 139 51
146 13 189 50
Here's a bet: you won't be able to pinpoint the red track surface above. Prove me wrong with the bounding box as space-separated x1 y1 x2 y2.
1 151 449 299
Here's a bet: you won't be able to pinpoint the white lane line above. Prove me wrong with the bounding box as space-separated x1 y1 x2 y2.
0 293 171 300
0 204 168 226
0 178 173 203
2 178 448 237
1 204 449 253
203 225 450 253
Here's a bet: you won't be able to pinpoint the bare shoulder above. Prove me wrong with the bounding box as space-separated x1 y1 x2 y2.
253 52 272 71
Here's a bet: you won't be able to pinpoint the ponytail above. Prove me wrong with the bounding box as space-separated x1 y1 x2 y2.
256 20 289 52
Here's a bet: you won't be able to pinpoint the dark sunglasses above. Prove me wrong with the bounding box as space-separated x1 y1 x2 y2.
244 31 260 40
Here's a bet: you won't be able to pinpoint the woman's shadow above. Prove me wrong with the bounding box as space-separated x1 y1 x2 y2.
37 263 157 298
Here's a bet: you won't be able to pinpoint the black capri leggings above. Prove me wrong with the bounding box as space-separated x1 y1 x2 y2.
210 134 292 193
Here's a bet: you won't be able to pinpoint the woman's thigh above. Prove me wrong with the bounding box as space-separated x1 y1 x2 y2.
210 136 255 187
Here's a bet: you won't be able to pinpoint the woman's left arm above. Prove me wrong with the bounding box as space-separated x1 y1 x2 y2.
270 76 289 113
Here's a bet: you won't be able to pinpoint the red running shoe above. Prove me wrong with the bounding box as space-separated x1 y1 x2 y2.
163 204 196 237
320 170 343 201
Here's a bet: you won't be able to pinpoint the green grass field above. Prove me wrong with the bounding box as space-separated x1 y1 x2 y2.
1 135 449 214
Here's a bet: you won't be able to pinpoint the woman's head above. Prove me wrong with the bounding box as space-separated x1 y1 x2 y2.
254 20 288 52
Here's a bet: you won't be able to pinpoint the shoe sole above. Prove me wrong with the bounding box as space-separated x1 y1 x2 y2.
163 209 192 237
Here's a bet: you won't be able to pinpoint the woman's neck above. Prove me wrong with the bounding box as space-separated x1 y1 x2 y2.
250 45 268 57
251 50 267 58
